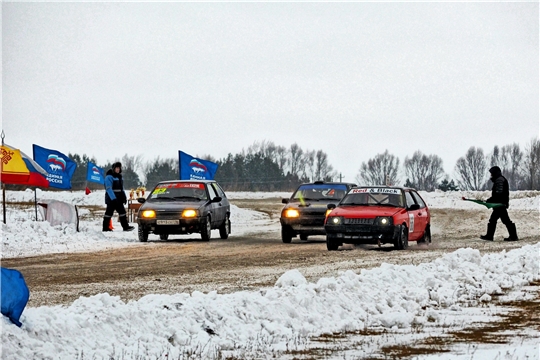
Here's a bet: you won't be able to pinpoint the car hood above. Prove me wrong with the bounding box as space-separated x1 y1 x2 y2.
331 206 403 218
140 200 206 211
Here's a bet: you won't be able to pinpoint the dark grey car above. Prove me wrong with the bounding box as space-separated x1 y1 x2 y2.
136 180 231 242
279 181 357 243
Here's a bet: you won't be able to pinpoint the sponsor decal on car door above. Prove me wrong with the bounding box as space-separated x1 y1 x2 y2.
408 213 415 233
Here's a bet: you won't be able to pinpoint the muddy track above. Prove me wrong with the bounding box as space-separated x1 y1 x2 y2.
2 208 538 307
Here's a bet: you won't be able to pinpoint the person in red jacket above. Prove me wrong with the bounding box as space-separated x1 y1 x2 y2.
102 162 134 232
480 166 518 241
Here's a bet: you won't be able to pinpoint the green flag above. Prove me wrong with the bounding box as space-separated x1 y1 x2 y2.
462 197 505 209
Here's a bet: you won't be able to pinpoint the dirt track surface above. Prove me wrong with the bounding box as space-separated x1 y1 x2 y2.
2 206 538 308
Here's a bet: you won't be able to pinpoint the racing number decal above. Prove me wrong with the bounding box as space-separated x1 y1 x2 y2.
408 213 415 233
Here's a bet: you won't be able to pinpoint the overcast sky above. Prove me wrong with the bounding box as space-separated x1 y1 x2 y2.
3 2 538 184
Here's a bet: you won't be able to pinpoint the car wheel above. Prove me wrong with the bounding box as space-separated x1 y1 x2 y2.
138 226 148 243
219 216 230 239
418 225 431 245
201 216 211 241
394 225 408 250
281 226 293 243
299 234 308 241
159 234 169 241
326 236 339 251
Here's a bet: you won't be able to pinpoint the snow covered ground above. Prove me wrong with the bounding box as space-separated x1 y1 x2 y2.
1 189 539 359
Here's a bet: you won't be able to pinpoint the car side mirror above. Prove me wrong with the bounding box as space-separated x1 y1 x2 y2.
327 203 336 210
137 198 146 204
408 204 420 211
282 198 289 204
212 196 222 203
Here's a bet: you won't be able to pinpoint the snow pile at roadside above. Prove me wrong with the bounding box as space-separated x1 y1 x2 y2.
3 243 539 359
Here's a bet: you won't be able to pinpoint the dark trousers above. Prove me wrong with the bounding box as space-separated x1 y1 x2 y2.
488 207 512 227
103 201 129 230
104 201 127 221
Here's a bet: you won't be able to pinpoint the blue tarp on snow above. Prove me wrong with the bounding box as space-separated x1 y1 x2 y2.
1 267 30 327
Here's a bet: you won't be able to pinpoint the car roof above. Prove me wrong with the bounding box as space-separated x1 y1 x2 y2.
157 179 216 184
352 185 417 191
298 181 357 186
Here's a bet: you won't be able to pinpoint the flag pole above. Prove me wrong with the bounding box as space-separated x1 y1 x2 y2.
34 188 38 220
2 183 6 224
1 131 5 224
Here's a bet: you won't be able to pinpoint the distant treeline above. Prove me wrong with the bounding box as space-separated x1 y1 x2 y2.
7 137 540 193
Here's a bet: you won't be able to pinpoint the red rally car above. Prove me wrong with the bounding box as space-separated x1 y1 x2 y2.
324 186 431 251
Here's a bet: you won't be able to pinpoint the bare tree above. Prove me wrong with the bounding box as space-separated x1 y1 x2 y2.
314 150 336 182
302 150 316 181
404 151 445 191
356 150 400 186
454 147 487 190
143 156 179 188
523 137 540 190
275 145 288 173
121 153 144 174
119 153 145 188
489 143 523 190
288 143 304 178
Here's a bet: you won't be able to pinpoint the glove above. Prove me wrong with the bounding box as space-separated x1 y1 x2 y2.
123 199 127 205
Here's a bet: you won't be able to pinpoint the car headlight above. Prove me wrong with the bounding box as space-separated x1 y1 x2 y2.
283 209 300 218
327 216 343 225
140 210 156 218
375 216 393 226
182 209 198 218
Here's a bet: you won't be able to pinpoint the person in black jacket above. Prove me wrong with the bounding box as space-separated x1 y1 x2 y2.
102 162 134 232
480 166 518 241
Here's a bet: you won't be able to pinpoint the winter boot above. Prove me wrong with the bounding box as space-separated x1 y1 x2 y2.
480 223 496 241
120 215 135 232
504 223 519 241
102 217 113 232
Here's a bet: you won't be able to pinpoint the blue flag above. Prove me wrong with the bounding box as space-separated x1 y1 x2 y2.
32 144 77 190
1 267 30 327
86 161 105 185
179 151 219 180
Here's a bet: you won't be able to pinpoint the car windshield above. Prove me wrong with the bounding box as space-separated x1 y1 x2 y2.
291 184 348 202
147 182 208 201
341 188 404 207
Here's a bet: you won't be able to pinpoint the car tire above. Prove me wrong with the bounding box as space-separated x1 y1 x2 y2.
394 225 408 250
281 226 293 243
326 236 339 251
418 225 431 245
159 234 169 241
299 234 308 241
201 216 211 241
219 216 230 239
138 226 148 243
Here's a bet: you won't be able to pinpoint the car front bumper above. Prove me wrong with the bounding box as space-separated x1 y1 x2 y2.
138 217 205 235
280 216 326 235
324 224 400 244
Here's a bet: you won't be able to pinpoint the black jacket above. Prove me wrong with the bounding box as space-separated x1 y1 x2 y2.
104 169 127 205
486 172 509 208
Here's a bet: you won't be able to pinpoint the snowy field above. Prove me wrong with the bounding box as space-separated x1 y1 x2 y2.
1 189 539 359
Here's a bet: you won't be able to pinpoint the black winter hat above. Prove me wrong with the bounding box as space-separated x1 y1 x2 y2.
489 166 501 175
112 162 122 173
